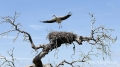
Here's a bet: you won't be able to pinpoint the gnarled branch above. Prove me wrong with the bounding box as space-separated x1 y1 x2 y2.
0 12 45 50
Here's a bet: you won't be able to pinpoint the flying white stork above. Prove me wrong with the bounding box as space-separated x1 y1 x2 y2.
40 12 72 28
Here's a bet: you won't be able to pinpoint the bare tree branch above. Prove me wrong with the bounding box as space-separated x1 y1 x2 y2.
0 47 17 67
0 12 45 50
56 47 94 67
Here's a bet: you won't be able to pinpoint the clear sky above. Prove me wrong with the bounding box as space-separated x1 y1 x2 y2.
0 0 120 67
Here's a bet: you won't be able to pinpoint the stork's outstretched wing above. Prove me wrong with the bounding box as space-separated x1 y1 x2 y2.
40 18 56 23
60 12 72 20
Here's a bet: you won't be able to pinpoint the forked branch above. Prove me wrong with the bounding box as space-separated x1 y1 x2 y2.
0 12 45 50
0 48 16 67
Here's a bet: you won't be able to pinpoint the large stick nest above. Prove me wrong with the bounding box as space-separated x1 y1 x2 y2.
47 31 78 48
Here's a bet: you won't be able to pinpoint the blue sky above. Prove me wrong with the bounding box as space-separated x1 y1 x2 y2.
0 0 120 67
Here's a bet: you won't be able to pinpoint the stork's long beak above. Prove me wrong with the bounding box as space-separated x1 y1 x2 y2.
52 15 57 19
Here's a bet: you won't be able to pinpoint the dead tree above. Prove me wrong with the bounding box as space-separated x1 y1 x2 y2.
0 12 117 67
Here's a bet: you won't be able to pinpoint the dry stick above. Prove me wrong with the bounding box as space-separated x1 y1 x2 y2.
56 59 85 67
0 48 16 67
56 46 94 67
1 14 45 50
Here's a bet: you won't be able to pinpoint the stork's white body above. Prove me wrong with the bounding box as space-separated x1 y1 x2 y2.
41 12 72 28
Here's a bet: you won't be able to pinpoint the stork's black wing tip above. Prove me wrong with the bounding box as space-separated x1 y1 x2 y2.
40 21 46 23
41 21 54 23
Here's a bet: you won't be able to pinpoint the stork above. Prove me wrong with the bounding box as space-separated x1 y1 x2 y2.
40 12 72 28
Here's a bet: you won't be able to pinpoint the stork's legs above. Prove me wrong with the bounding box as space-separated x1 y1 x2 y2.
59 23 62 28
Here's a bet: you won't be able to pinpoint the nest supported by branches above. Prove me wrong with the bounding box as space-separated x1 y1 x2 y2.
47 31 81 48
